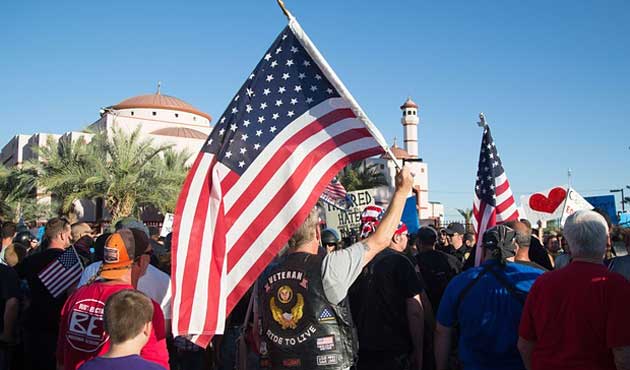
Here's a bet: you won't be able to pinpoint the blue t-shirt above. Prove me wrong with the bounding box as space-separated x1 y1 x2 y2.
437 260 544 370
78 355 166 370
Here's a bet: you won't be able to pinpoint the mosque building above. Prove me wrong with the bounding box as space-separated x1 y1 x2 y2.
366 97 444 221
0 87 212 221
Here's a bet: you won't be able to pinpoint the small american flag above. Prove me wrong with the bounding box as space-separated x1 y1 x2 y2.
472 122 519 266
322 177 347 200
171 17 386 346
37 247 83 298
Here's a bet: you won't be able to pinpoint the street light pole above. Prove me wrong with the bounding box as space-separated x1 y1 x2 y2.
611 188 626 212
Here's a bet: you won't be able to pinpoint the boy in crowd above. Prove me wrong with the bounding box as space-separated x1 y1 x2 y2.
79 289 165 370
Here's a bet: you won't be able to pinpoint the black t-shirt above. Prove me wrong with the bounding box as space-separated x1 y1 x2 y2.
528 237 553 271
15 248 68 332
349 248 424 353
0 264 20 333
416 250 462 311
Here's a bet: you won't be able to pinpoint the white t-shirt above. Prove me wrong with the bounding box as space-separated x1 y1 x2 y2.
78 261 172 320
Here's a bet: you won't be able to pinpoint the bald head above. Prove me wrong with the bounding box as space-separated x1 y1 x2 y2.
504 220 531 248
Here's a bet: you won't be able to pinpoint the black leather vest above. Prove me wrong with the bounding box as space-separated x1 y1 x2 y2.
259 252 357 370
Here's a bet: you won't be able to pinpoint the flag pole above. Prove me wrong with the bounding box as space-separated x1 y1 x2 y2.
287 15 402 171
477 112 488 128
276 0 292 20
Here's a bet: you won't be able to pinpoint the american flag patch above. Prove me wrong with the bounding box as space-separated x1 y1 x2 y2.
318 307 335 322
316 336 335 351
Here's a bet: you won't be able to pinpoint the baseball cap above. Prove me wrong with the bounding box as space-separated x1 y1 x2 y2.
100 229 149 280
445 222 466 236
417 227 438 244
394 222 408 236
114 217 150 237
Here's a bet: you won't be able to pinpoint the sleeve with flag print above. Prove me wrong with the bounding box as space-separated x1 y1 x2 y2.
171 23 385 347
472 125 519 266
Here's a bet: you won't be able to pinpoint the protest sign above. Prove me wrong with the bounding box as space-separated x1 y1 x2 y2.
520 186 567 225
160 213 175 237
324 188 376 236
560 188 593 226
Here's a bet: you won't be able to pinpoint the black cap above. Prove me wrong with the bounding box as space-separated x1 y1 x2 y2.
445 222 466 235
417 227 438 244
483 225 517 260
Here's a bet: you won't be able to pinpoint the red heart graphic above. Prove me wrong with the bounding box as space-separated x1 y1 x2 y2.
529 187 567 214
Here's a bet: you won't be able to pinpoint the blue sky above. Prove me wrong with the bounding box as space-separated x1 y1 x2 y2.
1 0 629 218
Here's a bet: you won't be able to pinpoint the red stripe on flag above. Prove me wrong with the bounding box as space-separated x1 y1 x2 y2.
495 196 516 214
200 199 226 341
225 147 383 313
495 179 510 195
177 157 215 334
226 128 374 272
223 108 356 230
221 171 240 194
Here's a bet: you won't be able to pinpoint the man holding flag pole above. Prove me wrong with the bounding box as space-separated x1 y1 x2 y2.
171 2 411 363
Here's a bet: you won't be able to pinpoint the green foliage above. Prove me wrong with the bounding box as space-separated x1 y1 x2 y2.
0 165 38 222
29 127 191 222
338 161 388 191
456 208 473 232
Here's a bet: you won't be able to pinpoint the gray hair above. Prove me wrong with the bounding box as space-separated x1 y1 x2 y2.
287 206 319 249
563 210 608 259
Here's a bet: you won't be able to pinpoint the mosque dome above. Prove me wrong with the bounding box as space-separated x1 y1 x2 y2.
110 93 212 121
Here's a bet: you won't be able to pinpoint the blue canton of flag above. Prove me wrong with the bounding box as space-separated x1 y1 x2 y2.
318 307 336 322
204 27 342 173
38 246 83 298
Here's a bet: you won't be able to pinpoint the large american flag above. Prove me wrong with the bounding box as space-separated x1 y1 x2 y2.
472 123 519 265
37 247 83 298
171 19 385 346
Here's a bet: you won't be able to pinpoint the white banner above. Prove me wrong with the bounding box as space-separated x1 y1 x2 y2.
520 186 567 225
560 188 593 226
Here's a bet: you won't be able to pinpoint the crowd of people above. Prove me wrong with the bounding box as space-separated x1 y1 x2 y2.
1 167 630 370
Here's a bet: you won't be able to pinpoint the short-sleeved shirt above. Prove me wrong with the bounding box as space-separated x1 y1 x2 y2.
0 264 20 333
78 355 166 370
519 261 630 370
349 248 425 353
15 247 67 332
321 241 366 304
57 283 169 370
437 260 543 370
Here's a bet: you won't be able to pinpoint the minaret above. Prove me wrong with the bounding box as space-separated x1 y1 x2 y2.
400 97 419 157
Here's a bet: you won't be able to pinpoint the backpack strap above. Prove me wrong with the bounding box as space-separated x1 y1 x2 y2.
453 265 489 324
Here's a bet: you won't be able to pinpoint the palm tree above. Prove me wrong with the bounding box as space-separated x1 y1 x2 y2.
32 127 190 223
339 161 388 191
456 208 473 232
0 164 37 221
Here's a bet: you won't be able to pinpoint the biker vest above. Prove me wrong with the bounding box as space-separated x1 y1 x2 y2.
259 252 357 370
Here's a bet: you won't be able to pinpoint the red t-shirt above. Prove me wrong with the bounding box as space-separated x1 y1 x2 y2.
57 283 169 370
519 261 630 370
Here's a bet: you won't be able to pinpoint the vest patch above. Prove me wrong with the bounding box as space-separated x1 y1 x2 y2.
318 307 336 322
316 336 335 351
282 358 301 367
317 354 338 366
266 325 317 347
